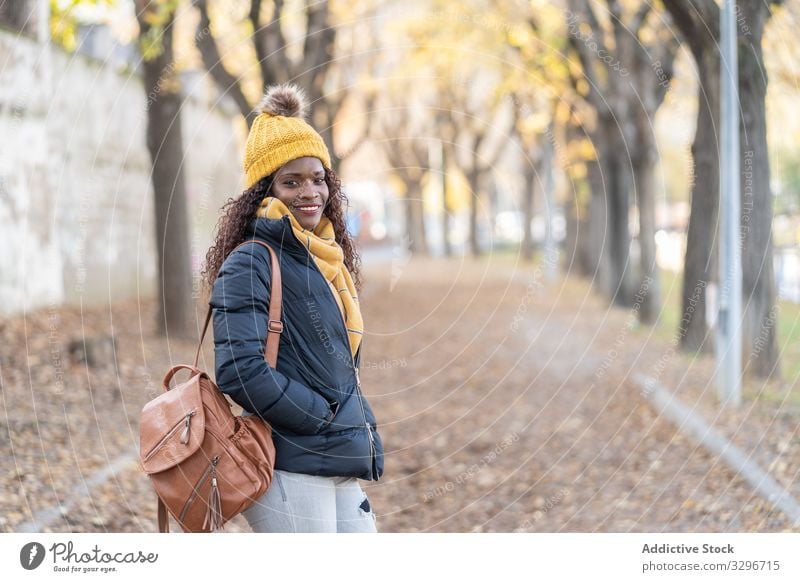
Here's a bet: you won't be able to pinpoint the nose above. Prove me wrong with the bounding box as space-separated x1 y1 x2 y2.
298 179 321 199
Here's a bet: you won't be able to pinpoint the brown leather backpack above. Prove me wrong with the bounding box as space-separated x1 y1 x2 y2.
139 240 282 532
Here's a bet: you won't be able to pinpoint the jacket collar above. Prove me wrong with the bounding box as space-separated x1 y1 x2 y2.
244 215 307 259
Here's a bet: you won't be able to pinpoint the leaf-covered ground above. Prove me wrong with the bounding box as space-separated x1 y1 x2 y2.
1 253 798 532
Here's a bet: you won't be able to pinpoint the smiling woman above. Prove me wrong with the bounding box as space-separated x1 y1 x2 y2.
199 83 384 533
269 157 329 230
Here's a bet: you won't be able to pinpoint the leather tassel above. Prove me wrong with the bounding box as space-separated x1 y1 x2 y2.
203 476 223 532
179 412 192 444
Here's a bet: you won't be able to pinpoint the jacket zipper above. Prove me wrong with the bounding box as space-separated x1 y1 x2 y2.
142 410 196 463
353 350 378 477
284 218 377 478
352 356 377 466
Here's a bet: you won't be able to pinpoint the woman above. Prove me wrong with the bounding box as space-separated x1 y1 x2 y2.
201 83 384 533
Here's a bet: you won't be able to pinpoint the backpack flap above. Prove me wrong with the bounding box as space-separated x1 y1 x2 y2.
139 372 206 474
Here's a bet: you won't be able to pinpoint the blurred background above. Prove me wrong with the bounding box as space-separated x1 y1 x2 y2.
1 0 799 533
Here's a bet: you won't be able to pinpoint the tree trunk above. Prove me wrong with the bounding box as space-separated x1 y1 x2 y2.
0 0 35 34
602 118 635 307
467 169 481 257
441 143 452 257
521 160 537 262
319 106 340 175
403 186 416 254
738 0 780 379
680 49 720 354
611 154 634 307
137 8 194 339
413 190 428 256
661 0 723 354
405 182 428 256
564 192 579 273
633 146 660 324
587 157 612 294
540 128 558 281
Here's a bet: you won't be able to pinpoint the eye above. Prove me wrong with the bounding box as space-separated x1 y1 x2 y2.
284 180 297 187
314 178 324 184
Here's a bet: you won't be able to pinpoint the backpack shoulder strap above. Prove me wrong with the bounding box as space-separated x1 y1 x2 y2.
193 240 283 368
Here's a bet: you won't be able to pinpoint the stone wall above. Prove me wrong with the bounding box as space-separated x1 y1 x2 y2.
0 27 244 316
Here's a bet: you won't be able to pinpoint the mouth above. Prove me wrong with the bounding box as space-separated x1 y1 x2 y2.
294 204 322 216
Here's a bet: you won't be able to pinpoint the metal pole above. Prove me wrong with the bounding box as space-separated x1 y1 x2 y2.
717 0 742 407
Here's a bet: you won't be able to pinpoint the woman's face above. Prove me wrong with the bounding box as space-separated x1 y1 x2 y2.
270 156 329 231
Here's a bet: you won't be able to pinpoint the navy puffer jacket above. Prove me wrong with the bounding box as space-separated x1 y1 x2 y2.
209 214 384 481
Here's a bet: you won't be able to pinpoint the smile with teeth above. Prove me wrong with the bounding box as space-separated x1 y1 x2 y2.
295 204 321 214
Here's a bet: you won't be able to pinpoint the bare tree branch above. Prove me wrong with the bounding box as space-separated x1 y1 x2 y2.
301 1 336 101
248 0 270 85
631 3 652 33
662 0 719 54
261 0 292 84
565 0 606 110
193 0 255 126
605 0 627 45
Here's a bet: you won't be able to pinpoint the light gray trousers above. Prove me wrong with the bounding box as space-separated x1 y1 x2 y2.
242 469 378 533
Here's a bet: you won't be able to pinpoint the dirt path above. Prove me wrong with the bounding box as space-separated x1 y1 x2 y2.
2 253 797 532
357 257 798 532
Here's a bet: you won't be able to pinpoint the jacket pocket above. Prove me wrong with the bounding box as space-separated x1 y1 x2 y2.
321 425 374 478
315 388 363 432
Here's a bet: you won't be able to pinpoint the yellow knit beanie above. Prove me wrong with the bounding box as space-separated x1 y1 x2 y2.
243 83 332 189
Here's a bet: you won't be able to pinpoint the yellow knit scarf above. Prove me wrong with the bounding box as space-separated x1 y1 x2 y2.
255 196 362 360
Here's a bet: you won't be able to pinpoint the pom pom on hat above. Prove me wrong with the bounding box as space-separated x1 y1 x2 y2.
255 83 308 119
244 83 331 189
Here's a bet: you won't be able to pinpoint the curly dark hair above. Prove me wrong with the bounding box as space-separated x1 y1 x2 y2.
200 167 362 296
